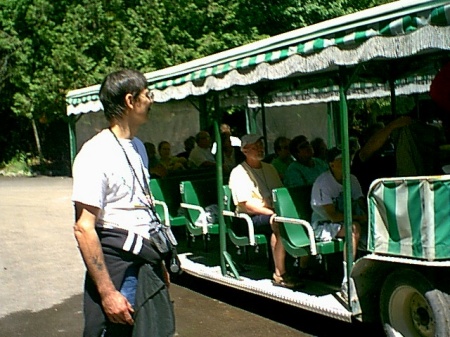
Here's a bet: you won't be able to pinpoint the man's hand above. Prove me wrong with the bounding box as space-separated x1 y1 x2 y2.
101 290 135 325
162 263 171 288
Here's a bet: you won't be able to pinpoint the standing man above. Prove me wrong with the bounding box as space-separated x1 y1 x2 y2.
229 134 301 289
72 69 175 337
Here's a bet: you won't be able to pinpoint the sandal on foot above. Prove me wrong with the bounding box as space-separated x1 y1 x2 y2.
272 273 304 289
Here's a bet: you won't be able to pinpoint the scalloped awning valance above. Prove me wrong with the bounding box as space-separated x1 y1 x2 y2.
66 0 450 116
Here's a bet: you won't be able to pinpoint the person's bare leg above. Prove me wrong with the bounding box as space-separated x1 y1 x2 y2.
271 232 286 276
270 219 286 276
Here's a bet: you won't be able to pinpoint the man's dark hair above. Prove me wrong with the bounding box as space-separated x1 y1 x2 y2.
273 136 289 153
289 135 308 160
99 69 147 121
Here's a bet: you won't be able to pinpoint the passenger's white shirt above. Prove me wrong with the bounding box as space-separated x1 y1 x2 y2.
211 136 241 154
72 129 157 239
188 146 215 168
310 170 363 225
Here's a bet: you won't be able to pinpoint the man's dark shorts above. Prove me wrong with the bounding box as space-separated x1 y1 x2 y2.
251 214 273 236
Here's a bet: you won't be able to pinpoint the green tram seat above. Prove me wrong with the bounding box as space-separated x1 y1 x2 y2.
180 179 220 247
368 176 450 261
222 185 269 260
150 178 186 228
272 186 344 258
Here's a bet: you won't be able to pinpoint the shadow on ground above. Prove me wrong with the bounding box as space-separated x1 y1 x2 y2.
0 294 83 337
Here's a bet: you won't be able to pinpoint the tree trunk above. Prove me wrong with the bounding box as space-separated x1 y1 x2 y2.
31 118 43 164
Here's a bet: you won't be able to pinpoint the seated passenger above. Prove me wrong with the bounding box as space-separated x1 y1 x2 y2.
284 135 328 188
310 137 327 161
211 123 241 154
229 134 302 289
311 147 366 292
144 142 167 178
176 136 196 160
158 141 187 174
188 131 216 169
270 136 293 180
220 132 245 174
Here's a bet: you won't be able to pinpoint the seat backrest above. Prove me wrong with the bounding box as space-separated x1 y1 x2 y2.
273 186 312 248
150 179 166 221
151 178 183 216
222 185 235 213
180 178 217 223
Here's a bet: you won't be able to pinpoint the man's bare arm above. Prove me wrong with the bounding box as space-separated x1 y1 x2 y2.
73 202 134 325
240 200 274 215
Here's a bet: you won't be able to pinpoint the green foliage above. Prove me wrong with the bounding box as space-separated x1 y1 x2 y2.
0 152 32 176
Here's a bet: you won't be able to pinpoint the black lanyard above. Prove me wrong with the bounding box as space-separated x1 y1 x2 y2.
109 128 156 212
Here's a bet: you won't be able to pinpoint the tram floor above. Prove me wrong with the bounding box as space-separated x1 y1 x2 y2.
173 227 345 297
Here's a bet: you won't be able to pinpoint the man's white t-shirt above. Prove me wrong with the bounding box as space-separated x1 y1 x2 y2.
310 170 363 225
72 129 157 239
188 146 216 168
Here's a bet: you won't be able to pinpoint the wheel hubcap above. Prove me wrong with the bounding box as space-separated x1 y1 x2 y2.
389 285 434 337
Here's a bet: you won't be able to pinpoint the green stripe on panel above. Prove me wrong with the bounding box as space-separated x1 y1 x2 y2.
383 181 401 254
379 21 395 36
296 43 305 54
334 36 345 46
222 62 230 73
368 186 378 252
279 48 289 59
264 52 273 62
402 16 414 33
406 181 423 258
354 31 369 43
247 56 257 66
430 5 450 26
433 180 450 259
313 38 325 51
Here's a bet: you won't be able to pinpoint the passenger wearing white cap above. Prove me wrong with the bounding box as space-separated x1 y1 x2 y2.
229 134 302 289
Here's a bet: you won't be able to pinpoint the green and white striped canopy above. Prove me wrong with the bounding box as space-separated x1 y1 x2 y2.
66 0 450 116
368 176 450 261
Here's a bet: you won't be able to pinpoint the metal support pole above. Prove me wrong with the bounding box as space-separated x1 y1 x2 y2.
213 94 227 276
339 67 354 308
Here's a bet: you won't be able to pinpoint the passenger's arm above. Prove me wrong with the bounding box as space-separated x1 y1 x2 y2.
240 200 274 216
73 202 134 325
320 204 344 223
320 201 367 224
359 116 412 162
199 160 216 168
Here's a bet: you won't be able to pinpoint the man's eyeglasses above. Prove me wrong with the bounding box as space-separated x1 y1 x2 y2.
134 90 154 101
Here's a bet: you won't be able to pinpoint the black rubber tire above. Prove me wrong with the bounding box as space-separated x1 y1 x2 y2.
380 268 450 337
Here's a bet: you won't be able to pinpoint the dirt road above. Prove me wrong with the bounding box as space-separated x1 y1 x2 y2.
0 176 310 337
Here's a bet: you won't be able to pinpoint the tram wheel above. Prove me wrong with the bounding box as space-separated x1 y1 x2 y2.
380 268 450 337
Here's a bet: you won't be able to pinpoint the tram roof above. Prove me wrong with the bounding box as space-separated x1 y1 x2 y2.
66 0 450 115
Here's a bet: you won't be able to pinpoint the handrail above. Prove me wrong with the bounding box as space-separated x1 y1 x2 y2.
273 215 318 256
153 199 170 228
222 210 257 246
180 202 210 235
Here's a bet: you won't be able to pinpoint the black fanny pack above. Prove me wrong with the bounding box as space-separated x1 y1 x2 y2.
148 224 182 276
